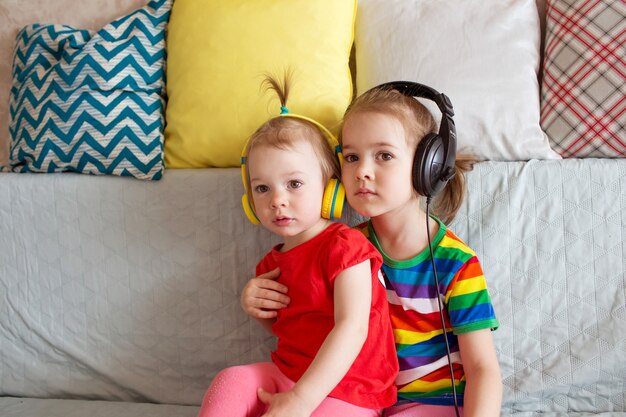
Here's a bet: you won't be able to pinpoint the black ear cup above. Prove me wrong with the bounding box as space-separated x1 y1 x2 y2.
412 133 447 198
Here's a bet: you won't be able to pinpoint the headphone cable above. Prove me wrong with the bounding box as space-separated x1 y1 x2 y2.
426 197 461 417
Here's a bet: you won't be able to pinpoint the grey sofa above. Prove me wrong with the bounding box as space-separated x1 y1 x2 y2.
1 160 625 417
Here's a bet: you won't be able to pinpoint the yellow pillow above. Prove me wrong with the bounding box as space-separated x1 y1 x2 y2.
164 0 356 168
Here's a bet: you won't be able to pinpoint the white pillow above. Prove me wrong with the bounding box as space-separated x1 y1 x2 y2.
355 0 560 161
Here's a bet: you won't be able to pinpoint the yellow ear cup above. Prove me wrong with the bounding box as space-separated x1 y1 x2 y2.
240 158 247 189
241 194 260 225
321 178 345 220
241 155 260 225
334 145 344 167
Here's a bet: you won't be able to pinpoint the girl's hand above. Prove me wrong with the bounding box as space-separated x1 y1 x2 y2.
258 387 315 417
240 267 290 319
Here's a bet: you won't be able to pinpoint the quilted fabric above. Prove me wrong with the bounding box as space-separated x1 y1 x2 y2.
451 160 626 414
540 0 626 158
0 169 279 406
3 0 171 179
0 161 624 415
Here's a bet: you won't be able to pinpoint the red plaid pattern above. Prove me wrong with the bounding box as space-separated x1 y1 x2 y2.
540 0 625 158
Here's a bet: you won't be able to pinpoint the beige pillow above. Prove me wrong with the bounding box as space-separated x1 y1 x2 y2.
355 0 561 161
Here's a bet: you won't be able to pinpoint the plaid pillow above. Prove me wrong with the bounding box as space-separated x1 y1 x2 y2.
540 0 625 158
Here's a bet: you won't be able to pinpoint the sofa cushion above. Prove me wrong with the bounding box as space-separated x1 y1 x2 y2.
1 161 624 412
354 0 561 162
540 0 625 158
163 0 355 168
3 0 171 180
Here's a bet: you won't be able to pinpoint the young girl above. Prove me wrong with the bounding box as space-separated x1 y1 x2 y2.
198 76 398 417
242 83 503 417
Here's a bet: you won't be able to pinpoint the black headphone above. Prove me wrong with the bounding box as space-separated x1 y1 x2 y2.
368 81 457 198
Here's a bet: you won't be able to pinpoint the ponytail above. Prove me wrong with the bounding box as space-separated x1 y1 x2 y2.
261 69 292 109
431 154 476 225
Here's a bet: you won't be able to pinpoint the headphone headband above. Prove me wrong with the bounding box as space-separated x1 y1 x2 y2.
278 113 343 165
374 81 456 156
279 113 339 146
376 82 452 114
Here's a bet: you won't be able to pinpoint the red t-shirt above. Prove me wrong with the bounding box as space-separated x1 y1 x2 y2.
256 222 398 409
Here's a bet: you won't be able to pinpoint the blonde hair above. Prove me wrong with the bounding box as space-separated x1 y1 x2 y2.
243 73 340 206
340 87 475 224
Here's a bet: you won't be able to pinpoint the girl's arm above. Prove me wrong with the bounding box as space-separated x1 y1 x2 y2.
259 260 373 417
457 329 503 417
240 267 290 333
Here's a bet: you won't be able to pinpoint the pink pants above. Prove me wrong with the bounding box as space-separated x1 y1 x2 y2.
384 402 464 417
197 362 382 417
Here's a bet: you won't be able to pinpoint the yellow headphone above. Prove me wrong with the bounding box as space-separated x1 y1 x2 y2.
241 112 346 225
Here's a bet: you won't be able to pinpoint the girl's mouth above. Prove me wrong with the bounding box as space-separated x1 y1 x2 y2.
273 216 293 226
356 187 375 196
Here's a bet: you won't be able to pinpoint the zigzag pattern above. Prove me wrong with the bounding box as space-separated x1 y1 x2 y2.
3 0 172 180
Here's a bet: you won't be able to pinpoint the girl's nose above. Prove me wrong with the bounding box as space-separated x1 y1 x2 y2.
270 191 287 208
355 161 373 181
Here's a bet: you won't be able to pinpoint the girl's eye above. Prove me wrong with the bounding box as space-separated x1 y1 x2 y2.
254 185 269 193
288 180 303 189
344 154 358 163
378 152 393 161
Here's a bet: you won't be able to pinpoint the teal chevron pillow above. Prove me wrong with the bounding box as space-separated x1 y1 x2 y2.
3 0 171 180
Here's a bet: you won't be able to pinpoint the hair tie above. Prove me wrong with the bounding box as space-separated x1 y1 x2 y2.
280 106 289 114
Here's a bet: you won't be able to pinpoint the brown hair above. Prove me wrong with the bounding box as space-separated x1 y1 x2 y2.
243 73 340 206
340 87 475 224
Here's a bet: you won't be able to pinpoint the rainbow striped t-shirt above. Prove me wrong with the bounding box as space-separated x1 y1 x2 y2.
359 218 499 406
